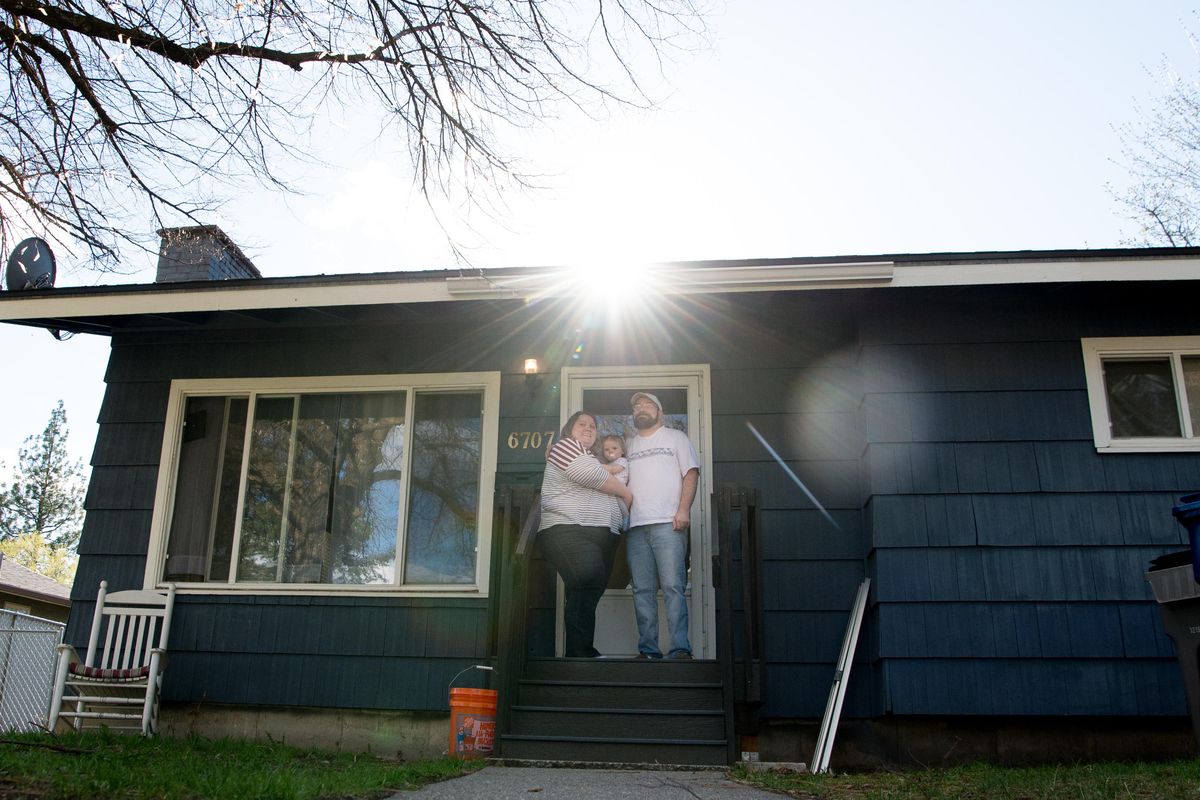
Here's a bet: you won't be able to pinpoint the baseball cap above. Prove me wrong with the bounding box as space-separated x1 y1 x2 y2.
630 392 662 412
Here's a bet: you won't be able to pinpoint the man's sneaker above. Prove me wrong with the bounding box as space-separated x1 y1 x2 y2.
667 651 693 660
636 653 663 660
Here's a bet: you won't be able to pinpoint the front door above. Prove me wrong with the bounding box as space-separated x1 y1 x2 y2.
557 365 714 658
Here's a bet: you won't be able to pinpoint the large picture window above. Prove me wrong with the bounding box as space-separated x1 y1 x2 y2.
150 374 499 593
1082 337 1200 452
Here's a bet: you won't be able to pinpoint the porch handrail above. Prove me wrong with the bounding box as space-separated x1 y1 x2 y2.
714 484 765 761
492 485 540 755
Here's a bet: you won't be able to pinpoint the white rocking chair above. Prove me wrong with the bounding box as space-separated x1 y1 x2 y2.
48 581 177 735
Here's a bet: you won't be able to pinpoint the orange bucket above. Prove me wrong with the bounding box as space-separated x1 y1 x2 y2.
448 687 497 758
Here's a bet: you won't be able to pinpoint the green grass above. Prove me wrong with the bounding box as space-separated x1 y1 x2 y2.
0 731 482 800
4 734 1197 800
733 759 1200 800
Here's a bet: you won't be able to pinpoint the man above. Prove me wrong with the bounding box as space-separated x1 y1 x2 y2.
625 391 701 660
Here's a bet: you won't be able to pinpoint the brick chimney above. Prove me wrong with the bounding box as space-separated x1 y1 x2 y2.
155 225 262 283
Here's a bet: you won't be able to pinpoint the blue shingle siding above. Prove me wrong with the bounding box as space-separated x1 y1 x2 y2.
76 320 516 713
883 659 1182 716
709 301 875 718
863 283 1199 719
160 598 489 709
71 280 1200 723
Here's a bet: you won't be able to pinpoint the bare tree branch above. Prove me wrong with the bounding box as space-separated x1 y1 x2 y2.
0 0 705 273
1113 59 1200 247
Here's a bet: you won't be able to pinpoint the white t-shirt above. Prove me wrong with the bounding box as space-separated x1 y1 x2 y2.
626 426 700 528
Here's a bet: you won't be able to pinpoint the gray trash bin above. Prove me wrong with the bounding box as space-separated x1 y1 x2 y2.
1147 550 1200 751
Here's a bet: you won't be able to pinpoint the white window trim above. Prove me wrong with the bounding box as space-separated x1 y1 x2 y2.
1082 336 1200 453
144 372 501 597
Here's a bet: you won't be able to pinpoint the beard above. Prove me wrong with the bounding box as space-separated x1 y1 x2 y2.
633 411 658 430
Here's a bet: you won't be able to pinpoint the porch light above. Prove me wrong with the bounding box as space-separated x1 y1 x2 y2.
524 358 543 397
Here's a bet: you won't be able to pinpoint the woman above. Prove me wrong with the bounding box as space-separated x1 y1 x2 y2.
538 411 634 658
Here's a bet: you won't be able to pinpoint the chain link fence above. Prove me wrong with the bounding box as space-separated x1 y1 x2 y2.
0 609 65 732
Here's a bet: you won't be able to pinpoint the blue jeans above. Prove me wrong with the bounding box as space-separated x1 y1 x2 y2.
538 525 617 657
626 523 691 658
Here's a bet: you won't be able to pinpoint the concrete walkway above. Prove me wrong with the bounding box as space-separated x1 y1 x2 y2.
391 766 789 800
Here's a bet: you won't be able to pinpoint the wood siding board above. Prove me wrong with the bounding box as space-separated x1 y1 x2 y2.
884 659 1182 716
423 608 483 658
762 561 865 612
84 465 159 510
867 443 911 494
971 495 1037 545
67 555 145 602
938 546 981 600
713 460 860 510
758 510 864 560
868 393 1094 448
912 444 962 494
859 287 1085 345
1034 443 1200 493
75 509 153 555
933 496 977 547
715 412 864 462
90 422 164 467
1118 603 1177 659
1117 494 1190 546
873 494 1180 551
874 547 1166 603
982 391 1093 441
862 342 1086 394
952 443 1040 493
874 444 1200 496
712 367 862 414
765 664 873 718
868 496 931 547
164 652 458 710
868 494 979 551
97 381 170 423
1030 494 1124 546
762 610 859 663
864 393 914 443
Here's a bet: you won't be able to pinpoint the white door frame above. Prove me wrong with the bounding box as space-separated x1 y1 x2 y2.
555 364 716 658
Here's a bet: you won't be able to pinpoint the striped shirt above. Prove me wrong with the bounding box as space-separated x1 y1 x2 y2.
539 438 622 533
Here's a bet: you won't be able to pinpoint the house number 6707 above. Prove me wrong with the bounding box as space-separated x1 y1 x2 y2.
507 431 556 454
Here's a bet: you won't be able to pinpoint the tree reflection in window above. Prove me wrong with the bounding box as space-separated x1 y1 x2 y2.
402 392 483 585
165 386 486 587
237 392 407 584
1103 359 1181 438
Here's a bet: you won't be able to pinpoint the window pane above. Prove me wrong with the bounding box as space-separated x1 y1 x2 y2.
165 396 247 582
1184 356 1200 437
1103 358 1181 438
208 398 248 581
582 387 689 440
283 393 405 584
403 392 483 584
237 396 296 582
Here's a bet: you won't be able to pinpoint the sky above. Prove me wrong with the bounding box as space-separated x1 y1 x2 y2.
1 0 1199 478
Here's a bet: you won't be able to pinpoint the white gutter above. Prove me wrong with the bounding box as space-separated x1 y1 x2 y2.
0 255 1197 323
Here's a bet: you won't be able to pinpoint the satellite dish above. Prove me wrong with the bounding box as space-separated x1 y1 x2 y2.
5 237 56 291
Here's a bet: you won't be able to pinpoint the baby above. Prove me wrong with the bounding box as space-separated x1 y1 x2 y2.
600 434 628 484
600 434 630 530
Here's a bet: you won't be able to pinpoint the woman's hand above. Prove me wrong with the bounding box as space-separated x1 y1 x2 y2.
619 486 634 510
599 473 631 501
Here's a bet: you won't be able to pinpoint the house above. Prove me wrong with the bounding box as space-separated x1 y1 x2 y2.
0 555 71 623
2 228 1198 766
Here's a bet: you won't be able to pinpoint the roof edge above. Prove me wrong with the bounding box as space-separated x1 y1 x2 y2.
1 246 1198 330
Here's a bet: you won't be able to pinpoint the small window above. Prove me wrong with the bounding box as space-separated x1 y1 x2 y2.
149 374 499 594
1082 337 1200 452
